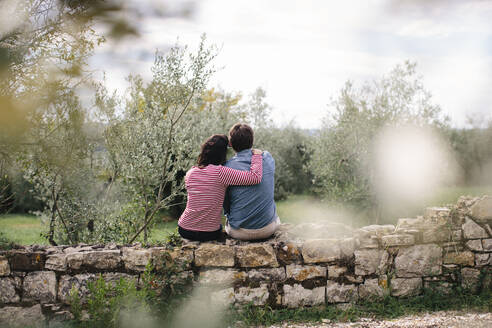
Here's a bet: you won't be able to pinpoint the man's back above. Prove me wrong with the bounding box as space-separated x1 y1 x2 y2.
224 149 276 229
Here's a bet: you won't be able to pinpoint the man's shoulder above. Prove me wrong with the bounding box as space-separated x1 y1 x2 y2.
225 155 246 169
225 150 274 168
262 150 273 159
262 151 275 165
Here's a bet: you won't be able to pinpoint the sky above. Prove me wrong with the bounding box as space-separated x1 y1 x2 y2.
90 0 492 129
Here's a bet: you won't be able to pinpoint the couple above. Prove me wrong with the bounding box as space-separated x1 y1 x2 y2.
178 123 280 242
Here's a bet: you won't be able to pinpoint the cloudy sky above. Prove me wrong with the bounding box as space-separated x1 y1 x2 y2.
91 0 492 129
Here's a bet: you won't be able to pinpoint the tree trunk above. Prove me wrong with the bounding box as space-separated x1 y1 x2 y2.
48 196 57 246
143 210 150 243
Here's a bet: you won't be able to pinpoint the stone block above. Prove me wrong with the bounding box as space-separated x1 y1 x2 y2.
282 284 325 308
483 239 492 251
422 226 456 243
395 244 442 277
102 272 138 287
462 218 488 239
23 271 57 303
0 277 20 304
195 244 235 267
302 239 341 263
346 275 364 284
397 218 425 230
424 281 454 295
0 256 10 276
45 253 67 271
452 230 463 241
486 224 492 236
424 207 450 224
235 284 269 306
236 244 278 267
461 267 481 293
169 271 194 287
466 239 483 251
354 249 386 276
441 241 463 252
277 243 302 264
443 251 475 266
138 270 191 296
122 248 151 272
358 278 387 300
356 236 379 249
210 288 235 308
390 278 422 297
339 238 356 259
442 264 459 273
328 265 347 279
470 195 492 223
0 304 44 327
65 252 84 270
151 247 194 271
475 253 492 266
58 274 97 304
67 250 121 271
326 281 358 303
286 264 326 281
198 269 243 286
9 251 46 271
247 268 286 282
381 234 415 247
48 311 74 328
379 275 389 290
378 250 392 275
357 225 396 237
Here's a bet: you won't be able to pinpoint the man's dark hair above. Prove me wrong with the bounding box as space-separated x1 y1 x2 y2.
229 123 254 152
197 134 229 167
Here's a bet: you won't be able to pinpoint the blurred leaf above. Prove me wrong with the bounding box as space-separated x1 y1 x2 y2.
106 18 139 40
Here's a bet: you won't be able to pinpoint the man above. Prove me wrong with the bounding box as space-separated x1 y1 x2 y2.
223 123 280 240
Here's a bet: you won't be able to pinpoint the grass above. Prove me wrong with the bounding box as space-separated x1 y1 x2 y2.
226 290 492 327
276 185 492 227
1 185 491 245
0 213 178 246
426 185 492 206
149 221 178 243
0 213 47 245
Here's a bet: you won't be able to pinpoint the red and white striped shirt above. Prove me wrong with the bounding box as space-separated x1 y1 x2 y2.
178 153 263 232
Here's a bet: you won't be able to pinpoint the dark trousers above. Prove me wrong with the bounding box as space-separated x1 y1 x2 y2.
178 225 223 242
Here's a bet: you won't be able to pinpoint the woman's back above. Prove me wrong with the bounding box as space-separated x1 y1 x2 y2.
179 165 226 231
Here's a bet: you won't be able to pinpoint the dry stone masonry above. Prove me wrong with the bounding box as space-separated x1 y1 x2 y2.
1 195 492 327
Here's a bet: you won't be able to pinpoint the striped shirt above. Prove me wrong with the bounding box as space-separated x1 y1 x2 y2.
178 153 263 232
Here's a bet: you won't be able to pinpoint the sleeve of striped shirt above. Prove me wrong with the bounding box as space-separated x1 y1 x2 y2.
218 153 263 186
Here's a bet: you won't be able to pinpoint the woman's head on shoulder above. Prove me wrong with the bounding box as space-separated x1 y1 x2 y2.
197 134 229 167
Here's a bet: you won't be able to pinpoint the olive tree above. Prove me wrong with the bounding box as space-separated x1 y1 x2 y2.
96 36 217 243
237 88 313 199
0 0 109 245
308 61 449 223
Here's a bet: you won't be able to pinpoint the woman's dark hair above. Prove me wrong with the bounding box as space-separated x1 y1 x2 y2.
197 134 229 167
229 123 254 152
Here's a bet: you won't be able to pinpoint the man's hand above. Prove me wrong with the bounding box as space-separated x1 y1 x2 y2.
252 149 262 155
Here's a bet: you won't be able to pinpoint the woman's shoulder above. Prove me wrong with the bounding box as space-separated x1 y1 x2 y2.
188 165 221 175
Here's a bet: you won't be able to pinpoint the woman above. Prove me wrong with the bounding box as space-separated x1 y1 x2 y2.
178 134 263 241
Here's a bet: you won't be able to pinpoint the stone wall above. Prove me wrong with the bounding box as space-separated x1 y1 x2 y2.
1 196 492 326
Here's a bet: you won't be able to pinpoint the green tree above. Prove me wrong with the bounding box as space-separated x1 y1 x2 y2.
96 36 217 243
308 61 449 223
448 114 492 185
255 124 313 200
238 88 313 199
